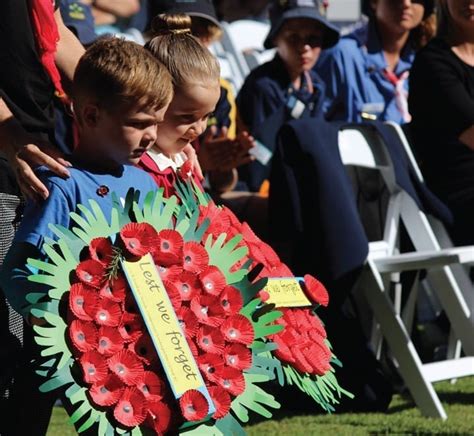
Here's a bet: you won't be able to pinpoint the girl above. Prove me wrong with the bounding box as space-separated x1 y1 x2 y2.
317 0 435 123
139 14 222 197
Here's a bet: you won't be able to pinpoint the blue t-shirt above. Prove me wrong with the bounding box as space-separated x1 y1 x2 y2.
1 163 157 316
316 21 415 123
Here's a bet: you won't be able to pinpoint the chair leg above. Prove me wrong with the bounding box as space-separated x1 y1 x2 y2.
364 262 447 419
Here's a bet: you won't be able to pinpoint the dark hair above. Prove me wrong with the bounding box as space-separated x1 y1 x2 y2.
145 14 220 89
73 37 173 115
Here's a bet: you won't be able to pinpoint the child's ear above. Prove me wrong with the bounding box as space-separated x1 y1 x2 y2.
82 104 100 128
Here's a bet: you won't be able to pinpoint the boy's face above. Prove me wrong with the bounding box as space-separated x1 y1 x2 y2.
371 0 424 33
275 18 323 76
83 100 168 166
155 82 220 157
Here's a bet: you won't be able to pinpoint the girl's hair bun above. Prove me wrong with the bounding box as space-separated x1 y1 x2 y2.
151 14 192 36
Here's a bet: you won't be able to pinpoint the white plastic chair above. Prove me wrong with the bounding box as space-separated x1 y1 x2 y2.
338 124 474 420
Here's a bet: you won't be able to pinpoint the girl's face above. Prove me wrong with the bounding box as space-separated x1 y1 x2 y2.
372 0 425 34
275 18 323 76
155 81 220 156
446 0 474 28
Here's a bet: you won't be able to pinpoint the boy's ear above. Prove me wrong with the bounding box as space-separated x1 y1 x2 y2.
82 104 101 128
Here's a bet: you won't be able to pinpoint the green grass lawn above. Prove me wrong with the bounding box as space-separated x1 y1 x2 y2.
47 377 474 435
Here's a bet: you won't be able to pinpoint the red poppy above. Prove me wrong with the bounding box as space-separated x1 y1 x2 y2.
291 347 313 374
174 271 200 302
199 266 226 296
88 237 114 266
176 306 199 338
196 325 225 354
247 243 266 265
137 371 165 402
80 350 108 384
69 283 97 321
269 262 293 277
97 326 125 356
133 333 158 367
156 264 183 282
119 312 143 343
179 389 209 421
69 320 98 352
240 222 260 244
114 387 147 427
272 336 295 364
303 274 329 307
182 241 209 274
162 280 181 311
123 292 139 314
93 299 122 327
257 290 270 303
75 259 106 289
89 374 124 406
120 222 158 257
108 350 145 386
220 286 243 315
221 315 255 346
147 401 172 434
99 274 127 303
208 386 231 420
153 229 183 266
215 366 246 396
178 159 193 180
197 353 223 383
224 344 252 370
191 295 225 327
305 341 332 376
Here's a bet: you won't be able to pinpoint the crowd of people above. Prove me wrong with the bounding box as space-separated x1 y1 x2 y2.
1 0 473 434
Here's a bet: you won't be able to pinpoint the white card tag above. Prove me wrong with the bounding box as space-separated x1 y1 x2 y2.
250 140 273 166
290 99 306 119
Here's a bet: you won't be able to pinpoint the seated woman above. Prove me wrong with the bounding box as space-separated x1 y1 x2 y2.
409 0 474 246
316 0 435 123
236 0 340 192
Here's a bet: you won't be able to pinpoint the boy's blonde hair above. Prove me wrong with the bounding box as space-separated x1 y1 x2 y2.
145 14 220 89
73 37 173 116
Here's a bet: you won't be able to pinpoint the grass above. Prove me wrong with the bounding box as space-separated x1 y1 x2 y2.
47 376 474 435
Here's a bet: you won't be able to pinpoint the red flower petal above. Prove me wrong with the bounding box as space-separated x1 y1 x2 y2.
303 274 329 306
93 299 122 327
179 389 209 421
258 242 281 266
137 371 165 402
69 283 98 321
80 350 108 384
89 374 124 406
200 266 226 296
191 295 225 327
221 315 255 345
133 333 158 366
156 264 183 282
182 242 209 274
89 237 114 266
304 341 332 376
291 347 313 374
220 286 243 315
208 385 231 419
197 353 224 383
224 344 252 370
273 336 295 364
196 325 225 354
147 401 172 434
175 271 200 302
257 290 270 302
114 387 147 427
75 259 105 289
120 222 158 257
100 274 127 303
162 280 181 311
215 366 246 396
240 222 260 244
153 229 183 266
176 306 199 338
69 320 98 352
108 350 144 385
119 313 143 343
97 326 125 356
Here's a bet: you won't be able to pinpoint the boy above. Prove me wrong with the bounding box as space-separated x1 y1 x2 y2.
1 37 172 321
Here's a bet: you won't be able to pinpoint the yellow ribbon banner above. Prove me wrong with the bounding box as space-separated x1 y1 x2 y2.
265 277 312 308
122 254 215 414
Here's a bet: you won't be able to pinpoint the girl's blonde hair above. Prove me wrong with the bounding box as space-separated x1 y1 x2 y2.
145 14 220 89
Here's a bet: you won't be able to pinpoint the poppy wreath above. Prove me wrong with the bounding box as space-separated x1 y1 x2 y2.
27 184 350 435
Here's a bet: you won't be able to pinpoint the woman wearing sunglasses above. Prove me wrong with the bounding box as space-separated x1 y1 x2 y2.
317 0 435 123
